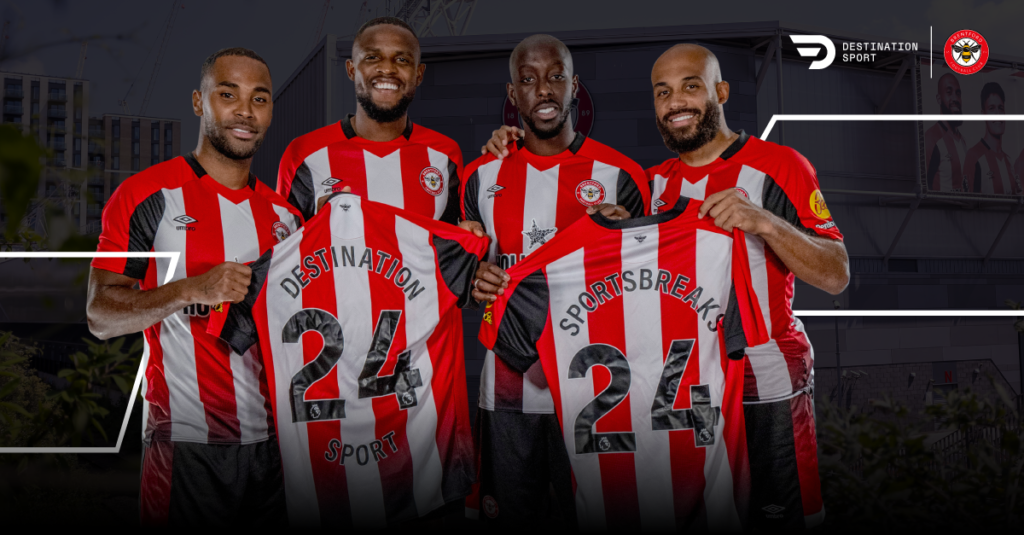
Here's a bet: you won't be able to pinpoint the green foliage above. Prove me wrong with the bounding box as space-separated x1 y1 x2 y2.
0 331 142 450
0 125 47 242
818 384 1024 532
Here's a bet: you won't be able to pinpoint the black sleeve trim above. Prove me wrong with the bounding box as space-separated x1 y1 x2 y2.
761 174 817 237
722 282 749 360
615 168 646 218
288 161 317 222
220 249 273 356
492 268 548 374
432 234 480 309
124 190 166 280
439 159 461 225
462 170 482 223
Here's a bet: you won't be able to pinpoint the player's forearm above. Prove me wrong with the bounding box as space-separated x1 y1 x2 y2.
760 217 850 295
86 277 196 339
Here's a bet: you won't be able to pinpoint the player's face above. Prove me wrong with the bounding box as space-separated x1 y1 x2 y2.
195 56 272 160
509 44 578 140
937 76 962 115
983 93 1005 137
651 49 724 154
348 25 424 124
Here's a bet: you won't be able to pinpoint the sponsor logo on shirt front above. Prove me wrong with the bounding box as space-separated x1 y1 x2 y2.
272 221 291 242
522 219 557 248
419 166 445 196
575 180 606 206
809 189 831 219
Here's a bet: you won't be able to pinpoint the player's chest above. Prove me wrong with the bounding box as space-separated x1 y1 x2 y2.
323 145 450 201
153 189 292 270
653 167 764 213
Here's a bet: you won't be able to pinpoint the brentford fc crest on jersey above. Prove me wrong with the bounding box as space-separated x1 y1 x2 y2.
272 221 291 242
575 180 606 206
945 30 988 75
419 166 445 196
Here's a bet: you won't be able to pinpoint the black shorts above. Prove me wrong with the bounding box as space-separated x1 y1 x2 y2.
140 439 286 527
467 409 575 527
744 392 825 532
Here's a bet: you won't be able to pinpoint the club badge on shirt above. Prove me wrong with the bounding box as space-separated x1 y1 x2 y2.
575 179 606 206
272 221 292 242
419 166 445 196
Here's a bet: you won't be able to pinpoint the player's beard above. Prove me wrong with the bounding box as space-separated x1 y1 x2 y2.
657 98 721 154
357 88 415 124
205 120 262 160
521 102 571 140
939 101 962 128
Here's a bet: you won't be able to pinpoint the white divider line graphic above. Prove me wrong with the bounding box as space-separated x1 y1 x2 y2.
794 310 1021 317
0 252 179 454
760 114 1024 141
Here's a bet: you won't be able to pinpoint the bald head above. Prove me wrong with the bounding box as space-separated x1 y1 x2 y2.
652 44 722 86
510 34 573 80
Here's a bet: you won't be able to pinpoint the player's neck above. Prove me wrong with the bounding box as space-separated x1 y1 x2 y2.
676 126 739 168
984 132 1002 153
522 124 576 157
193 139 251 190
352 107 408 142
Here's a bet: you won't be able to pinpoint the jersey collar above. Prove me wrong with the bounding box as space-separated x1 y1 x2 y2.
342 114 414 141
185 152 258 200
719 130 750 160
513 131 586 156
591 196 691 230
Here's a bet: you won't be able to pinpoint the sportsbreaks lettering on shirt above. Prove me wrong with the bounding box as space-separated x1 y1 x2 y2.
279 245 427 301
559 267 723 337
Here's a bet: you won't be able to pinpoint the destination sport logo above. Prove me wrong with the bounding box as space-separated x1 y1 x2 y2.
789 34 919 70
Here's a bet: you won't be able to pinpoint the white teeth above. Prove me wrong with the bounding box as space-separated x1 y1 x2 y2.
374 82 399 90
538 107 555 114
671 115 693 122
232 128 251 133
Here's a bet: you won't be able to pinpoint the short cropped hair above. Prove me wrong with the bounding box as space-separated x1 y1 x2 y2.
200 47 268 88
355 16 416 40
980 82 1005 107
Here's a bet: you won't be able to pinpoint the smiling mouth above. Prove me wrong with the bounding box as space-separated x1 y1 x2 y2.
229 126 257 140
534 105 560 119
372 80 400 91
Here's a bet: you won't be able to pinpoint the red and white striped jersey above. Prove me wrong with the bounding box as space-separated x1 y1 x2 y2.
648 131 842 404
277 114 464 224
462 133 651 414
925 121 968 191
479 198 770 531
208 194 487 528
964 139 1021 195
92 154 303 444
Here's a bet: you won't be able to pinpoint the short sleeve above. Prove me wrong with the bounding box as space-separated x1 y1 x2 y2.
432 233 483 309
616 166 650 217
91 185 165 280
478 268 550 374
762 149 843 241
721 229 770 358
208 248 273 356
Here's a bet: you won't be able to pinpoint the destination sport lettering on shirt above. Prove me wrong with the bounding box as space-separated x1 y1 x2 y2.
559 267 724 337
278 245 428 301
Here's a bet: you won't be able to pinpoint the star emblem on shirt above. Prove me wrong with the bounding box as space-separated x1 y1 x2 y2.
522 219 556 248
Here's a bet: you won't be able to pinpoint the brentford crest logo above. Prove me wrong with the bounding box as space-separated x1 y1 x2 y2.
945 30 988 75
482 496 499 519
272 221 291 242
575 180 606 206
419 166 445 196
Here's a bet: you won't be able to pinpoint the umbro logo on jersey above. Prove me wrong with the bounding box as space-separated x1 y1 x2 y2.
522 219 556 248
173 215 197 231
634 235 647 243
652 198 667 214
322 177 341 187
762 504 785 518
486 183 504 199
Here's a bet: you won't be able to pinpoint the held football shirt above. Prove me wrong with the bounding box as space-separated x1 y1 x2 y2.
277 114 464 224
92 153 303 444
648 131 841 404
479 197 770 531
963 138 1021 195
462 132 651 414
209 193 487 528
